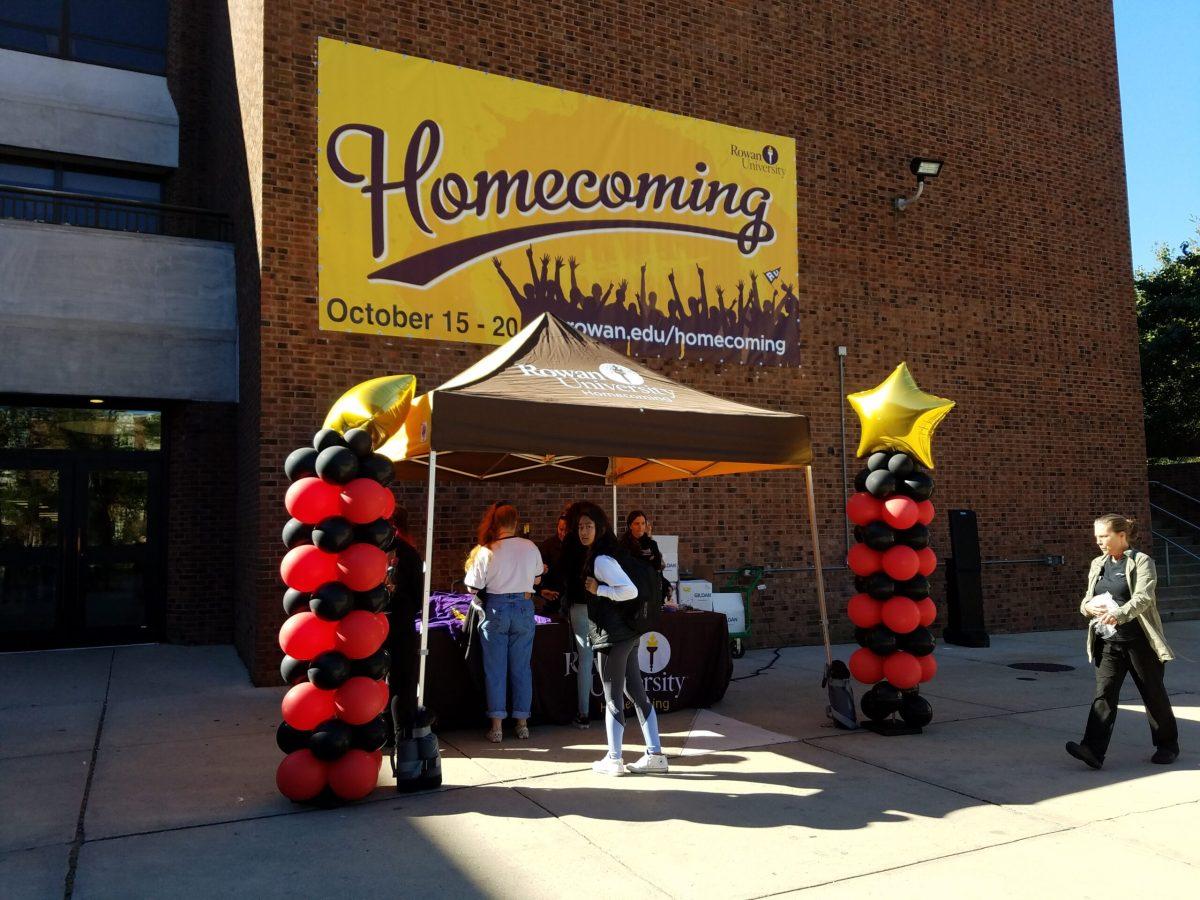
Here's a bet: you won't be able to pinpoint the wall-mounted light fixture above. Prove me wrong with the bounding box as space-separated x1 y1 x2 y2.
893 157 944 211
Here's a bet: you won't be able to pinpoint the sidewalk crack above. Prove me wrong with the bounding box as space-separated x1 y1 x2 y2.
63 648 115 899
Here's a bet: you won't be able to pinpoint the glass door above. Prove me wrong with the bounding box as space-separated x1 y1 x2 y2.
0 462 64 641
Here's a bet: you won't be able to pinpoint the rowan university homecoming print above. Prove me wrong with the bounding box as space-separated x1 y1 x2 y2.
317 39 802 365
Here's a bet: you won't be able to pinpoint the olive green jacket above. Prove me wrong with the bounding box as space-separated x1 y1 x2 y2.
1079 549 1174 664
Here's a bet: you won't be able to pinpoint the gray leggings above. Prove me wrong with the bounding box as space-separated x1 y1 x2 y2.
595 637 653 727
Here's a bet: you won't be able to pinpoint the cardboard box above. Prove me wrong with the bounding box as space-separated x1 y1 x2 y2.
677 578 712 609
710 592 747 634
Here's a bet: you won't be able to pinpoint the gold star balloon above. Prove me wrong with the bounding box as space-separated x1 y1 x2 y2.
847 363 955 468
323 374 416 450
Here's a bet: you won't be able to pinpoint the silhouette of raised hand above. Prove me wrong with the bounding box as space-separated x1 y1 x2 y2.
569 256 578 270
492 257 503 270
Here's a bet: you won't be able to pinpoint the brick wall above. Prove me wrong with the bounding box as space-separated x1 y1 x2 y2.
164 402 236 642
229 0 1144 684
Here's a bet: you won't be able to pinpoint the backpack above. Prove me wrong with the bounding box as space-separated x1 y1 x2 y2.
610 548 664 634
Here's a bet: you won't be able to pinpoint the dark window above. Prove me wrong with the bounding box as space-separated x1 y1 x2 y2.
0 1 167 75
0 158 162 233
0 406 162 452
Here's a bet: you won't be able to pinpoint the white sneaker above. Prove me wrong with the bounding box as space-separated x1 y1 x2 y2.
592 755 627 777
626 752 669 775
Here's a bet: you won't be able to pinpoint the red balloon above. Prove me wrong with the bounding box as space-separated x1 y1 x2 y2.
328 749 382 801
336 676 389 724
335 609 388 660
281 545 339 592
916 500 936 525
375 677 391 709
276 750 328 801
847 593 883 628
881 496 919 530
285 477 341 524
882 545 920 582
917 547 938 577
281 682 336 730
848 648 884 685
379 490 396 522
340 478 392 524
337 543 389 592
373 612 391 642
918 653 938 683
916 596 937 627
846 492 883 526
279 611 337 659
884 651 922 690
881 596 920 633
847 543 882 576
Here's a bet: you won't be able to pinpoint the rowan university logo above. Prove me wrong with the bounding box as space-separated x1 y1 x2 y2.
598 363 644 386
762 145 779 166
638 631 671 673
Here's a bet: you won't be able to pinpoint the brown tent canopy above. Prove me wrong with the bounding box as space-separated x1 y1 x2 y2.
376 313 833 711
379 313 812 484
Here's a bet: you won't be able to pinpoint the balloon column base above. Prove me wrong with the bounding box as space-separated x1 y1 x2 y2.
861 717 923 737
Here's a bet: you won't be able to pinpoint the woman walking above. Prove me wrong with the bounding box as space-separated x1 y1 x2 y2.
1066 514 1179 768
465 502 544 743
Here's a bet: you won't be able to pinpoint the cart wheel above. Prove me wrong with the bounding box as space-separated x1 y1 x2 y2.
731 639 745 659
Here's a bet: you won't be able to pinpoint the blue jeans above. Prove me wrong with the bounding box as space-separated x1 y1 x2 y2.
568 602 594 717
479 593 535 720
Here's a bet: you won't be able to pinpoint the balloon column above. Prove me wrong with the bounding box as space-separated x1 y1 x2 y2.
844 363 954 732
275 425 398 803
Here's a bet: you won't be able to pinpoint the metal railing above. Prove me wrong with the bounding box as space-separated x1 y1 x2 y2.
1149 480 1200 510
0 185 233 242
1152 530 1200 586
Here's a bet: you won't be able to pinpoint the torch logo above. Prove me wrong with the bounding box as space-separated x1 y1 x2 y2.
637 631 671 674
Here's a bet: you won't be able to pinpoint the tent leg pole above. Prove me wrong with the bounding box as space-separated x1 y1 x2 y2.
612 482 618 527
416 450 438 709
805 465 833 668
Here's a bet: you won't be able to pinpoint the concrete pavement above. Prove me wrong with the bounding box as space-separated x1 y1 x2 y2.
1 625 1197 898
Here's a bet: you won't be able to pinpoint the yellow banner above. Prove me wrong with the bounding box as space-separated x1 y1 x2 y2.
318 39 800 364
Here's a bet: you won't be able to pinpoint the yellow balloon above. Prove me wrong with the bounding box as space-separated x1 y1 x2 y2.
322 374 416 450
847 363 954 468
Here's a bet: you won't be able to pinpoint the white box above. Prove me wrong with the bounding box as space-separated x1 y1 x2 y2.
656 535 679 584
677 579 712 609
710 592 747 634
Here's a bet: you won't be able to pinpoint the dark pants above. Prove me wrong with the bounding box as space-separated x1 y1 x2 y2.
1082 636 1179 759
388 615 419 740
595 637 653 727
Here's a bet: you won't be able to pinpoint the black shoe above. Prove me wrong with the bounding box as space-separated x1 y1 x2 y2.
1151 747 1179 765
572 714 591 729
1066 741 1103 769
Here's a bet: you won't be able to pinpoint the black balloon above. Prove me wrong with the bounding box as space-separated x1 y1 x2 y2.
863 625 898 656
853 525 866 543
355 518 395 550
899 692 933 727
352 715 390 752
309 718 353 761
899 471 934 501
897 574 931 599
861 683 903 721
856 572 896 600
284 446 319 482
344 427 373 458
886 453 915 477
283 588 310 616
899 524 930 550
280 654 309 685
853 468 870 492
310 582 354 621
898 626 936 657
358 453 395 486
313 428 347 452
867 451 892 472
277 721 311 754
862 521 896 552
356 585 390 613
315 445 359 484
307 651 351 689
313 516 355 553
865 469 897 498
352 645 392 680
282 517 313 549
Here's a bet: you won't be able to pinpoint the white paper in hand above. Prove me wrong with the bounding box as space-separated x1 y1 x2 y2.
1091 592 1119 639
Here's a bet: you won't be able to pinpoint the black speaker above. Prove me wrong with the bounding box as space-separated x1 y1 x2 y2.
944 508 990 647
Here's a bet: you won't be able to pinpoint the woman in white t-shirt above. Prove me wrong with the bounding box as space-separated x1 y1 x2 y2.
464 502 545 743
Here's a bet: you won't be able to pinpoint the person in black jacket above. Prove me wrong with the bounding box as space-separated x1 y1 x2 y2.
577 503 668 776
387 507 424 743
621 509 672 605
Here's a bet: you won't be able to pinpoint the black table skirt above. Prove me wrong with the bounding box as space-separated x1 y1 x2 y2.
421 609 733 730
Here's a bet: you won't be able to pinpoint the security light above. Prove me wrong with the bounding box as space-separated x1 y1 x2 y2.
894 157 945 211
